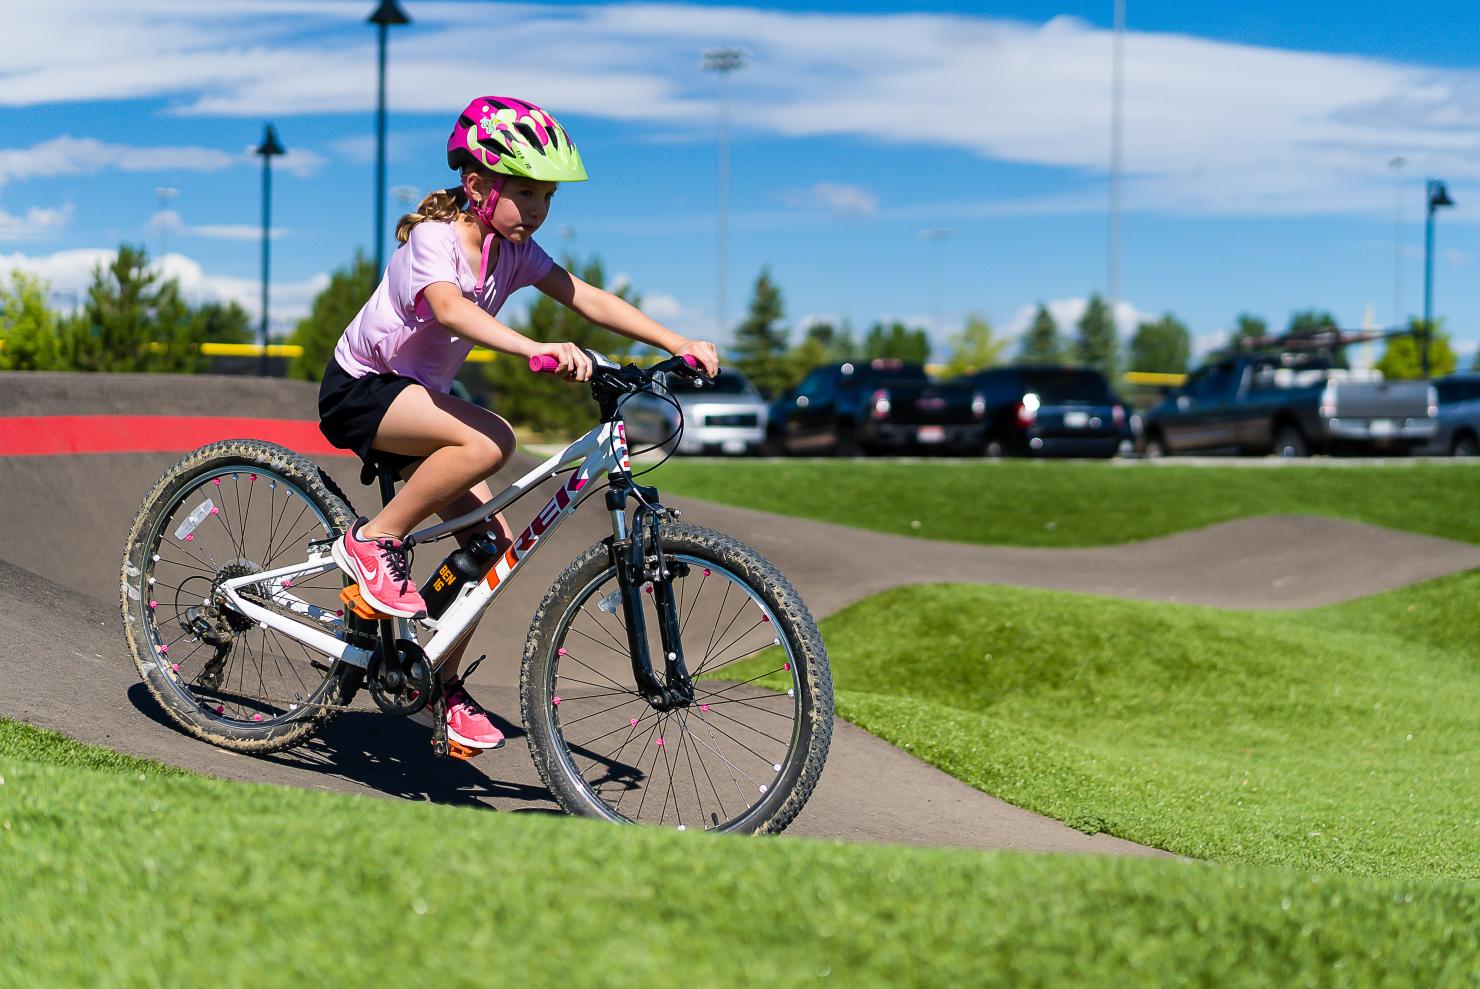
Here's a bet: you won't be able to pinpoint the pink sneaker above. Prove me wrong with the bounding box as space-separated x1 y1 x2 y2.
412 672 505 749
331 517 427 619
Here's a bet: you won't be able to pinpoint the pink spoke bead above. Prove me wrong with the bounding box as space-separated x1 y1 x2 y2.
630 718 639 727
551 696 562 706
557 647 567 656
252 713 263 722
699 704 710 713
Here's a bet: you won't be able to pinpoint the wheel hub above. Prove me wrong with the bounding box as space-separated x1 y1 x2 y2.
211 559 264 633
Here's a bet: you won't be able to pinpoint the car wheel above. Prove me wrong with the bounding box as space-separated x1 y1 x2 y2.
1273 425 1310 458
1143 433 1167 458
1453 432 1479 457
835 424 864 458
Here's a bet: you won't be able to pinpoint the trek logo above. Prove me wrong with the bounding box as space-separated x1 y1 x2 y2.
486 473 590 589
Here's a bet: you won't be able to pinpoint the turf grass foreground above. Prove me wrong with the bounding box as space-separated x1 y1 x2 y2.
0 721 1477 987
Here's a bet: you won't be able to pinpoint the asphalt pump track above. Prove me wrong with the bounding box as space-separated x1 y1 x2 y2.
4 373 1478 853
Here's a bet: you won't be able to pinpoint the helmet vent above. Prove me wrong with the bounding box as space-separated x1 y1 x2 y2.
481 136 514 159
514 122 546 154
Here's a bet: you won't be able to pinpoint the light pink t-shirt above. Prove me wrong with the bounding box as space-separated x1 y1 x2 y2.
333 220 555 393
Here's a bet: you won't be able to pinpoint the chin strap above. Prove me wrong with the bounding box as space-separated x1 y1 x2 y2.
477 231 497 296
466 173 506 295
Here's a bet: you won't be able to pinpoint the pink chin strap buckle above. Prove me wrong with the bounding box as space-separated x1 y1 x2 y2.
466 173 506 295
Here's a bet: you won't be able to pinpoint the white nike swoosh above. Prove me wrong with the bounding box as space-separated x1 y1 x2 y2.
364 561 378 580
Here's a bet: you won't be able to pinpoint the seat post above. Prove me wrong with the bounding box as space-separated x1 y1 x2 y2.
375 464 398 509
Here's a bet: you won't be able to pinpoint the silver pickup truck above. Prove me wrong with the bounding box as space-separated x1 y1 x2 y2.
1144 355 1437 456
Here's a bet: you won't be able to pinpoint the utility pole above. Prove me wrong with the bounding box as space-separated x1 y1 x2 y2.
1390 156 1405 330
704 47 746 341
255 124 286 377
1108 0 1126 321
154 186 178 262
920 228 951 342
368 0 411 276
1422 179 1455 379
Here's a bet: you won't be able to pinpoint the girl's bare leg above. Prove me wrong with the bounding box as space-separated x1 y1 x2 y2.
361 384 516 541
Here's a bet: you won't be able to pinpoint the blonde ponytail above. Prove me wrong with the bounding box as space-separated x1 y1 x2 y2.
395 187 466 243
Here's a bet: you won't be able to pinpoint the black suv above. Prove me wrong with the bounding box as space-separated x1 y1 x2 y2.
955 365 1129 457
768 359 981 455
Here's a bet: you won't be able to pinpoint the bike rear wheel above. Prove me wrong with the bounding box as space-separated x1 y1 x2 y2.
120 440 366 753
520 521 833 834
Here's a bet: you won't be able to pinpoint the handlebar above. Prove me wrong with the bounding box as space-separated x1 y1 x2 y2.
527 352 705 381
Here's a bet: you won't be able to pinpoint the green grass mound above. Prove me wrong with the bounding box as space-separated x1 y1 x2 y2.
655 460 1480 546
731 570 1480 881
2 722 1477 986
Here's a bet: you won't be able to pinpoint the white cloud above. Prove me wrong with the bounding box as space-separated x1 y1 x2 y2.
0 136 237 184
149 209 288 241
0 247 328 335
782 182 877 220
5 4 1480 217
0 203 75 239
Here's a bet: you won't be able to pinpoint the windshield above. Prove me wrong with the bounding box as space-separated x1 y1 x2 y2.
1021 370 1113 403
667 369 753 395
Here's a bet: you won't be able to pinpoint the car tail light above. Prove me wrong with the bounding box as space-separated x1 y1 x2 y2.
1319 382 1337 419
1016 392 1040 427
871 388 892 420
1112 404 1125 428
971 391 987 419
1427 385 1438 418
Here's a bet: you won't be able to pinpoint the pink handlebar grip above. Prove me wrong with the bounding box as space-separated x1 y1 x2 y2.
680 354 698 368
528 354 561 374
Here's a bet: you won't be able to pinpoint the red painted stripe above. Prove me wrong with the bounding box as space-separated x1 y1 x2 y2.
0 416 351 457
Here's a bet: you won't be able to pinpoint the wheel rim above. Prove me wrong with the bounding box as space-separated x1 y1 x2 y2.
542 554 805 831
131 466 351 728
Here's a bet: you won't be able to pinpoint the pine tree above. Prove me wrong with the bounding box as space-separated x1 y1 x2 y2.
863 321 930 364
943 312 1006 377
288 253 377 381
0 270 62 370
730 267 790 397
1128 313 1191 373
1016 304 1063 364
1074 293 1118 379
60 244 201 373
192 300 253 345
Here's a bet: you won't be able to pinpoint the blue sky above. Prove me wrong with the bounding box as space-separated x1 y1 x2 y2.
3 0 1479 366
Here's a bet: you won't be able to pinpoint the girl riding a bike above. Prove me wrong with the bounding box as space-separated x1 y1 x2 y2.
318 96 720 753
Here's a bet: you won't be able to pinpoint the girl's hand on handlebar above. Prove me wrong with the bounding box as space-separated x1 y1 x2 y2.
673 339 720 378
530 341 592 381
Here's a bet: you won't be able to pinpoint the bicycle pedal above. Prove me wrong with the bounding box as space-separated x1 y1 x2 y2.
444 739 483 761
339 584 393 621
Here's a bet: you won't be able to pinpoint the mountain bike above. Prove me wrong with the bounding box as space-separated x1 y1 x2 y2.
119 352 833 834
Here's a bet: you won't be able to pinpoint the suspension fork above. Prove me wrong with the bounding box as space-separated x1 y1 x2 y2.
605 486 693 710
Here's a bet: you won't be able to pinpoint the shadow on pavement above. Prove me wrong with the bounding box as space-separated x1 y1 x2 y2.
126 682 559 810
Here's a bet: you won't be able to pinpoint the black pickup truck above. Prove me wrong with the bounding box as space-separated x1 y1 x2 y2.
1143 353 1437 456
768 359 982 455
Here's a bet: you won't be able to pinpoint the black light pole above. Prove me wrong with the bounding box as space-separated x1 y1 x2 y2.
1422 178 1454 379
369 0 411 276
255 124 286 377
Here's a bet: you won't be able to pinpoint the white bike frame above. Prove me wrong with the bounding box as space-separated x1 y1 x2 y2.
217 418 636 671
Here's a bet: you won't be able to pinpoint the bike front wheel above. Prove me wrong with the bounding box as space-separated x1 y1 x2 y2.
520 521 833 834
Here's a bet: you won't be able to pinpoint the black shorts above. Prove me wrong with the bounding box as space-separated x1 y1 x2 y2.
318 358 423 486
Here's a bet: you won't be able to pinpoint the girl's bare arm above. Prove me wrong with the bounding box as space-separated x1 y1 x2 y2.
536 266 720 376
421 280 592 379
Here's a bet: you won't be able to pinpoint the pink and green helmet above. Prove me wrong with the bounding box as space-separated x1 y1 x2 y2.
447 96 588 184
